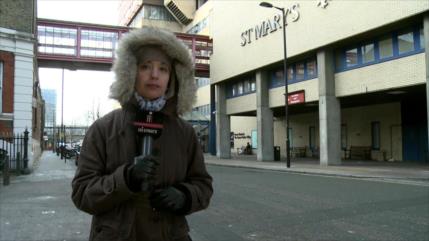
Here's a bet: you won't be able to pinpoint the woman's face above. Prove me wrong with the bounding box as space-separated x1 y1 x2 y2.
135 48 171 100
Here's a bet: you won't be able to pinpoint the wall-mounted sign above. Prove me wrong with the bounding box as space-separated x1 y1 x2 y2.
288 90 305 105
240 3 300 47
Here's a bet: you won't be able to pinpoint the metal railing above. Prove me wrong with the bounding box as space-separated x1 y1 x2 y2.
0 129 29 178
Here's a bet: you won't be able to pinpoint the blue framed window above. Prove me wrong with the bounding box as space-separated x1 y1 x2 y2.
335 26 424 72
227 74 256 98
269 56 317 88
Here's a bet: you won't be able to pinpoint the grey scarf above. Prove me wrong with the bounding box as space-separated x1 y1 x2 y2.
134 92 166 112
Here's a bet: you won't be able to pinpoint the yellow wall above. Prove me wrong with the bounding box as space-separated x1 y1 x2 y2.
269 78 319 108
184 0 212 36
335 54 426 97
210 0 428 84
226 93 257 115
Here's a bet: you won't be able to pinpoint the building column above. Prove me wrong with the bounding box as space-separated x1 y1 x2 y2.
424 13 429 156
317 49 341 165
256 70 274 161
209 84 216 155
215 83 231 159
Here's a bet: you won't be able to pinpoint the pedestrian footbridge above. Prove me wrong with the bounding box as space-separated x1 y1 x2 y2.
36 18 212 77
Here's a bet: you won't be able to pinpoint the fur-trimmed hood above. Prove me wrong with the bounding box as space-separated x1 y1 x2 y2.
110 27 196 115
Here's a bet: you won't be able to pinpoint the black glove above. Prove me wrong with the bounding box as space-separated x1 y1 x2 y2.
126 155 159 192
150 186 187 213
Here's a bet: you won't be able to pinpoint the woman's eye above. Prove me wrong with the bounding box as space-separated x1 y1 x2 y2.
140 64 150 70
160 66 169 73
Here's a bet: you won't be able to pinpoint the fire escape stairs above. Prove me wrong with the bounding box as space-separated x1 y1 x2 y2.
166 0 192 25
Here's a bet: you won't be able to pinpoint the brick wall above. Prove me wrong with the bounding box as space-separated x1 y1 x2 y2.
0 51 14 114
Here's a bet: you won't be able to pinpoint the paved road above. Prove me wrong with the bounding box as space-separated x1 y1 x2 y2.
188 166 429 241
1 152 428 241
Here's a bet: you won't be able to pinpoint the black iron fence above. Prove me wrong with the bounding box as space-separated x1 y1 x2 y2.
0 129 29 174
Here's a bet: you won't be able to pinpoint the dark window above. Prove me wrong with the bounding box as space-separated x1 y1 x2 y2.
379 35 394 59
345 48 358 67
397 30 414 54
287 65 294 81
361 43 375 63
419 27 424 50
371 121 380 150
296 62 305 80
307 59 317 78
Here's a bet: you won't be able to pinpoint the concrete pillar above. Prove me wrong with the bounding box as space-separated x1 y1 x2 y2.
256 70 274 161
215 83 231 159
209 84 216 155
317 49 341 165
424 13 429 156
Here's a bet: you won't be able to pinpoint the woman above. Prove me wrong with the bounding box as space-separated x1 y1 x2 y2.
71 27 213 241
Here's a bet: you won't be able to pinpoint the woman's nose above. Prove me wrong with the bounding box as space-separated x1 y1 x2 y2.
150 67 159 78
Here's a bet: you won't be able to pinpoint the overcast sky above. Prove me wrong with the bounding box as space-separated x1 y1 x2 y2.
37 0 121 126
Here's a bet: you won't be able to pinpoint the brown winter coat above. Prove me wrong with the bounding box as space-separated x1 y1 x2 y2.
71 98 213 241
71 27 213 241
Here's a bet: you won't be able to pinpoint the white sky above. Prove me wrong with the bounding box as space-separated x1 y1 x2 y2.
37 0 121 126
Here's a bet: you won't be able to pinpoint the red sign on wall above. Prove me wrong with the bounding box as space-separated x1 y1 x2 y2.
287 90 305 105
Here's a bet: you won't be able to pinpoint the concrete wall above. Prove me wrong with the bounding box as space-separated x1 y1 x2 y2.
210 0 429 84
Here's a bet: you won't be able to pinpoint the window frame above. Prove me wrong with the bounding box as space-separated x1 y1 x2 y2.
335 26 424 73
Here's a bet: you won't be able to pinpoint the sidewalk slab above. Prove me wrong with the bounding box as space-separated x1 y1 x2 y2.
204 154 429 186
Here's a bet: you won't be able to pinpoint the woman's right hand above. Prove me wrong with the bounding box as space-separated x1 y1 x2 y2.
126 155 159 192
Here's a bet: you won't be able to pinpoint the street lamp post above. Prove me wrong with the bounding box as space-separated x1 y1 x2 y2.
61 68 65 161
259 2 291 168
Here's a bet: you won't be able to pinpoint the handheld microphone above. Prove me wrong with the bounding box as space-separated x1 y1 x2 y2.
133 111 164 158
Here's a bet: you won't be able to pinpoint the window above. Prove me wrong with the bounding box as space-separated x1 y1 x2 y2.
419 27 424 50
196 78 210 88
142 5 175 21
379 36 393 59
361 43 375 63
397 30 414 54
250 79 256 92
296 62 305 80
237 82 243 95
287 65 294 81
307 59 317 78
243 80 250 93
371 121 380 150
345 48 358 67
0 61 2 113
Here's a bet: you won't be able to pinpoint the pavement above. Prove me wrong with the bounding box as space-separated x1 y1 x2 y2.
2 151 429 187
204 153 429 186
0 151 428 240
